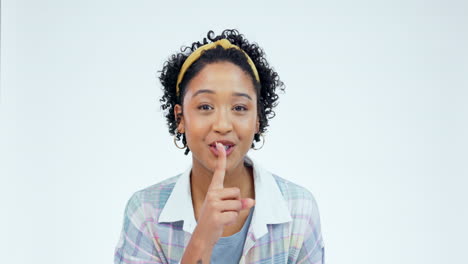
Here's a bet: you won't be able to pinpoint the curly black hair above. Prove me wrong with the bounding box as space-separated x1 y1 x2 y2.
158 29 285 155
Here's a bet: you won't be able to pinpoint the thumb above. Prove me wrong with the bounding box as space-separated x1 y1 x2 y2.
241 198 255 210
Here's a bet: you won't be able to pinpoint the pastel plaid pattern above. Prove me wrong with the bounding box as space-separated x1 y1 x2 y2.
114 174 324 264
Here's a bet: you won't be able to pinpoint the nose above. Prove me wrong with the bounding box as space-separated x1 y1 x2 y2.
213 108 233 134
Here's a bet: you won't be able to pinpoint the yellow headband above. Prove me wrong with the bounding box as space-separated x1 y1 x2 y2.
176 39 260 97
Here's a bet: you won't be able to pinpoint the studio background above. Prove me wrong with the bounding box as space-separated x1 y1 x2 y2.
1 0 467 263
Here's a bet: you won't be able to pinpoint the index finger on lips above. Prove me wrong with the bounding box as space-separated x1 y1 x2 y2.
208 142 227 191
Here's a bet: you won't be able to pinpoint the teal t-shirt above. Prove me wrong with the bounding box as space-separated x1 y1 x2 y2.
210 206 255 263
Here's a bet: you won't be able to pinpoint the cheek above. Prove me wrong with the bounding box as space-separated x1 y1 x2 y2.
236 116 258 136
183 114 208 135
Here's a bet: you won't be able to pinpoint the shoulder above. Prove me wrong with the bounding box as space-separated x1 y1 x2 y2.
123 174 181 216
271 174 321 221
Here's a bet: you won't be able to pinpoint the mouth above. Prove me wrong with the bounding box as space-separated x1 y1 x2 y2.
208 142 236 156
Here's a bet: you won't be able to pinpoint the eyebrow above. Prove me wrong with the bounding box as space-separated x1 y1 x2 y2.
192 89 252 101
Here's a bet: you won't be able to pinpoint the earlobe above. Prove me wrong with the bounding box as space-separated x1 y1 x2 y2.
174 104 185 133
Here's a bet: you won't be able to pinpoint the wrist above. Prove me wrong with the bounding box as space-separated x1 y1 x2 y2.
181 231 215 264
190 229 216 251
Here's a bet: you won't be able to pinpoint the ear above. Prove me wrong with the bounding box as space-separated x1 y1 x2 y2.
174 104 185 133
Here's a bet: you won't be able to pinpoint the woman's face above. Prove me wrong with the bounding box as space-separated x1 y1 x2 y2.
174 61 259 173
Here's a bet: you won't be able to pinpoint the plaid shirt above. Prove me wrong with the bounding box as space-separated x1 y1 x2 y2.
114 155 325 264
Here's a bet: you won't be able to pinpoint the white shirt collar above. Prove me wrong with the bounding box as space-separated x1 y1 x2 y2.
158 155 292 240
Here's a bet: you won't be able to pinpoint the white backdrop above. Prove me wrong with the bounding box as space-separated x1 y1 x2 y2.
1 0 467 263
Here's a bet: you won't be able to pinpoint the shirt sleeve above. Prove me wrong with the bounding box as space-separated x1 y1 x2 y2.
296 193 325 264
114 192 165 264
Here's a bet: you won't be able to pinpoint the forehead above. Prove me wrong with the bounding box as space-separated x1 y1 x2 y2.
184 62 257 101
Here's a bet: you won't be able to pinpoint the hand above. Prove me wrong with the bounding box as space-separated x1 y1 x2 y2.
193 142 255 246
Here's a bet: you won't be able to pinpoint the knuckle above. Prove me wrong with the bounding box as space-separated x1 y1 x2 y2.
222 212 238 225
229 211 239 222
229 210 238 218
231 187 241 196
235 201 242 210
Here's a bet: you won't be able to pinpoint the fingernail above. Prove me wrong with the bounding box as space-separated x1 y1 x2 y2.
217 142 224 149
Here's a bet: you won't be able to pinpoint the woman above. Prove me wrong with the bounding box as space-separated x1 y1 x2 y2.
114 29 325 264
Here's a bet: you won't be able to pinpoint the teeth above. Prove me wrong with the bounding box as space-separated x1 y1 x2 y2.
211 143 232 150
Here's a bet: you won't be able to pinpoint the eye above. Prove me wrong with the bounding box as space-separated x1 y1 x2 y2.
233 105 248 112
197 104 213 111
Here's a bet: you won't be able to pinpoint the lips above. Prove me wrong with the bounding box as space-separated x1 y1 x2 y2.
209 140 236 156
209 140 235 148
